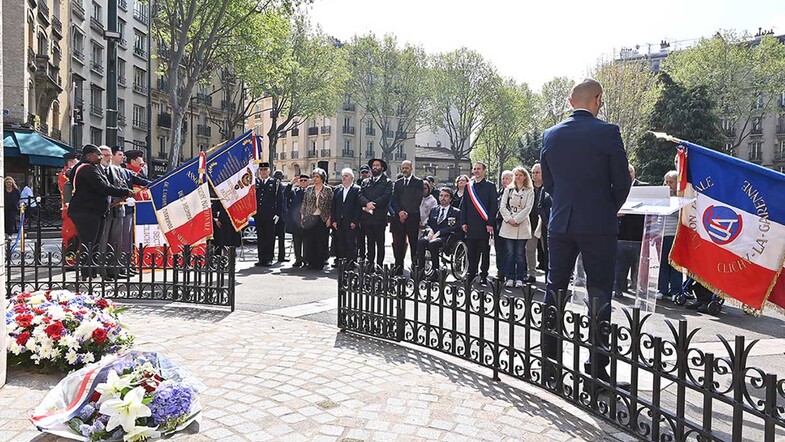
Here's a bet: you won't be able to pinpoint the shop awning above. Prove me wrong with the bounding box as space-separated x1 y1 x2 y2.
3 130 73 167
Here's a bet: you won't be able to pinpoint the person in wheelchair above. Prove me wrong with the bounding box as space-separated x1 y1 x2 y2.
416 187 462 280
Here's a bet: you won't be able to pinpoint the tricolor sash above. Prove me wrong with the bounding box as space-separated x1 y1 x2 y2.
467 179 489 222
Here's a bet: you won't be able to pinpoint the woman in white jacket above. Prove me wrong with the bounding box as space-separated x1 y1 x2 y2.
499 166 534 288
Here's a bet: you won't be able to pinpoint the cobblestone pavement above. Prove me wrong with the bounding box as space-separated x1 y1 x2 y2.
0 305 624 442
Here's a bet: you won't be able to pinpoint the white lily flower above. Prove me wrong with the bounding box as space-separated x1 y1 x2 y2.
123 425 160 442
100 387 152 433
95 370 133 403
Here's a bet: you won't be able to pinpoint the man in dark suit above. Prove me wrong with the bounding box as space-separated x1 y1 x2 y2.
359 158 393 267
68 145 134 280
285 174 309 267
615 165 647 298
273 169 289 262
460 161 498 285
417 187 461 278
113 149 151 265
540 78 632 385
390 160 423 275
254 162 284 267
332 168 362 263
98 146 130 280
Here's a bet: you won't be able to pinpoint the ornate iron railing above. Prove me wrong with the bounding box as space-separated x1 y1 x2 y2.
6 244 235 310
337 260 785 441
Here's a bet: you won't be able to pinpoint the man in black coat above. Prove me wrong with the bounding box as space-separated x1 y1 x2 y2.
285 174 309 267
254 162 284 267
332 168 362 263
67 145 134 280
359 158 393 267
417 187 461 278
273 169 289 262
460 162 498 285
390 160 423 275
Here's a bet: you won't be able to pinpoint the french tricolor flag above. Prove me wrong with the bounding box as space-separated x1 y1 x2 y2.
147 156 213 252
670 141 785 314
205 130 258 231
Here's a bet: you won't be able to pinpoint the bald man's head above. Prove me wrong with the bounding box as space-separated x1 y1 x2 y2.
569 78 604 116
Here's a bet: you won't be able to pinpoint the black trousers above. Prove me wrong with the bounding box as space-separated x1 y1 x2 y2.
305 221 329 268
255 215 276 263
364 224 387 267
416 237 444 272
466 236 490 281
275 220 287 261
71 212 106 278
291 233 304 263
99 215 125 278
335 221 359 261
543 231 616 371
391 217 419 268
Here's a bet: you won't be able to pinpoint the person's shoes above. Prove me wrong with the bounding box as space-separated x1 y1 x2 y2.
613 291 625 298
254 261 272 267
525 276 536 284
542 358 560 385
278 258 290 262
292 261 302 268
697 303 711 314
686 300 704 310
394 267 404 276
504 279 515 288
536 264 546 271
515 280 524 288
655 292 665 300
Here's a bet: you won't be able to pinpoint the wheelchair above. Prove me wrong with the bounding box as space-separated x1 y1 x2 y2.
674 277 724 315
421 233 468 280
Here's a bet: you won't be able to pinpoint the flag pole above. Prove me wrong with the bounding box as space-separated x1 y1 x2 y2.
649 131 684 144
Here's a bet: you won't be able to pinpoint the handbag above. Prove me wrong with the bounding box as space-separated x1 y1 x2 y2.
302 214 320 230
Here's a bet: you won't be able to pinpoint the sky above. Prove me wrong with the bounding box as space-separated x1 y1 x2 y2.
308 0 785 91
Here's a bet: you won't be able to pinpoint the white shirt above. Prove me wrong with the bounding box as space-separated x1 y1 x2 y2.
342 184 351 202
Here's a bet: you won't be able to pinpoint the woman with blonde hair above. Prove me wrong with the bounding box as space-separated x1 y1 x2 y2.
301 168 333 270
4 177 21 235
499 166 534 288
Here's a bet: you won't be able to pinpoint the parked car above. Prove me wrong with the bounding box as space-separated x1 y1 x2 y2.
241 218 257 242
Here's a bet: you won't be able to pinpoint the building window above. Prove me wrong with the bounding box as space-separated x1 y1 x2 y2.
118 19 126 44
133 30 146 57
117 98 126 124
749 142 762 161
90 126 102 145
90 85 103 116
92 2 102 24
344 139 350 150
133 105 146 128
72 29 85 61
133 66 146 90
91 41 103 73
752 117 763 134
754 93 764 110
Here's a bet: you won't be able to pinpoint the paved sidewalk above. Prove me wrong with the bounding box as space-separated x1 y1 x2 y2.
0 305 621 442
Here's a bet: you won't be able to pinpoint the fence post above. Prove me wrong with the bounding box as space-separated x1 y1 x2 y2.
491 284 500 382
228 246 236 312
395 276 405 342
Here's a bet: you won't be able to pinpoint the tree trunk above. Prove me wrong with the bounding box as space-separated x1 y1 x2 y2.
267 127 278 170
168 108 186 171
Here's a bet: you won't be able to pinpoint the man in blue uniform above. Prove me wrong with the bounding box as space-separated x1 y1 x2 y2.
417 187 461 279
460 162 498 285
540 78 632 387
254 162 283 267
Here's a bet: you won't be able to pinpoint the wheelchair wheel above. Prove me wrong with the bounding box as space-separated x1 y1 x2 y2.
673 293 687 305
707 300 722 315
423 250 434 278
451 241 468 280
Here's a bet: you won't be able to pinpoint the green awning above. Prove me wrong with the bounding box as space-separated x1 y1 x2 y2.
3 130 72 167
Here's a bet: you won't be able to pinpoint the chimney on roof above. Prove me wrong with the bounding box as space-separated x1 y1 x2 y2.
660 40 670 50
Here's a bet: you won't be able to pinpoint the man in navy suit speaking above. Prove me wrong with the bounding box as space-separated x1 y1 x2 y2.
540 78 632 386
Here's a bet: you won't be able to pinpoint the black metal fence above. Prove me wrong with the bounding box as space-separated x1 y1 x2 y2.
6 243 236 310
19 195 64 231
337 260 785 442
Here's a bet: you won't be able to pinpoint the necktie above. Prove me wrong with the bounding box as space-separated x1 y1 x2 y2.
404 178 409 187
106 167 114 184
438 207 446 223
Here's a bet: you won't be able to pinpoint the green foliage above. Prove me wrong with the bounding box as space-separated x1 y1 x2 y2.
536 76 573 128
344 34 431 161
431 48 501 169
635 73 725 183
664 30 785 149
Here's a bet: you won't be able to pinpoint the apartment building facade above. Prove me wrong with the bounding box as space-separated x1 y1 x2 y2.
248 96 417 182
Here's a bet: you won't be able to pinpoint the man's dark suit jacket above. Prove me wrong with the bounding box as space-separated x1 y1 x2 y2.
332 184 362 226
425 205 462 240
459 178 498 240
358 174 393 226
391 175 424 224
540 110 631 235
67 162 130 217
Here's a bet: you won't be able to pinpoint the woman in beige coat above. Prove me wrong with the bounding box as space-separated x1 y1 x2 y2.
499 166 534 288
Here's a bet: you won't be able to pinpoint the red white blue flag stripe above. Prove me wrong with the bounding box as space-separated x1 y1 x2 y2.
205 130 258 231
670 141 785 313
466 179 489 222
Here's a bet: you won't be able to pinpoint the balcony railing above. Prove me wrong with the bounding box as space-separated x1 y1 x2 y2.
220 99 236 112
280 152 287 160
383 129 394 138
365 150 375 158
196 93 212 106
751 127 763 135
341 149 355 157
321 149 331 157
134 47 147 58
321 126 332 134
307 150 318 158
37 0 50 19
394 152 407 160
342 126 355 135
72 49 85 63
118 76 126 87
71 0 85 18
343 103 356 112
774 151 785 161
118 37 127 48
90 62 104 74
307 127 319 136
133 119 148 130
89 104 103 117
290 151 299 159
396 130 408 139
133 9 148 24
290 128 299 136
52 16 63 37
157 113 171 128
365 127 376 136
133 83 148 95
118 0 127 10
157 78 168 91
118 115 126 126
197 124 211 137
